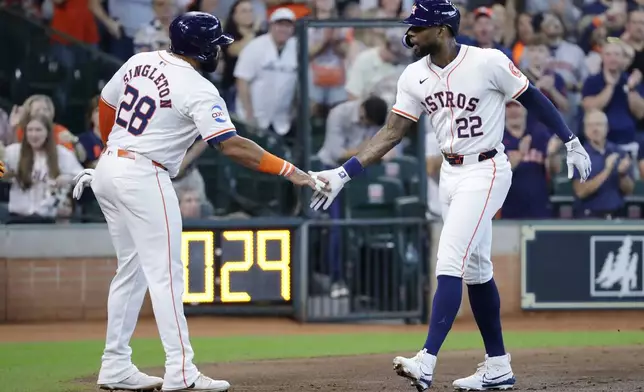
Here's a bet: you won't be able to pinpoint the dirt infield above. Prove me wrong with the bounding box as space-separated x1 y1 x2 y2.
4 312 644 391
209 346 644 392
74 346 644 391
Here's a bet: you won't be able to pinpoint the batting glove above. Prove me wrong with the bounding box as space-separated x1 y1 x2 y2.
72 169 95 200
308 167 352 211
565 137 592 182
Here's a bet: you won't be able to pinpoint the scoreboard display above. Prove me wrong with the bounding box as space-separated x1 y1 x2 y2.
181 224 297 308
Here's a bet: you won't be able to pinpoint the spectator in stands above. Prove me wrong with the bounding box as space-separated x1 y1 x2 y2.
133 0 176 54
345 28 409 107
510 12 534 64
49 0 99 70
459 7 512 59
501 100 561 219
453 0 473 38
624 10 644 76
264 0 310 20
90 0 155 61
362 0 406 18
573 109 635 218
579 0 627 52
585 24 608 75
178 187 203 219
221 0 260 110
317 96 389 168
537 12 587 133
234 8 298 137
1 114 82 224
177 183 216 219
490 3 508 44
10 95 75 151
522 35 569 113
69 96 104 168
582 41 644 155
525 0 580 34
186 0 217 13
308 0 350 117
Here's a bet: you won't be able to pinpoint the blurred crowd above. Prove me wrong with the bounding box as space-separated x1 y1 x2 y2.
1 0 644 224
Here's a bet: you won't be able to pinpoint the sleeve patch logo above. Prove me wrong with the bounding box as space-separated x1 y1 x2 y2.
211 104 227 124
509 61 521 78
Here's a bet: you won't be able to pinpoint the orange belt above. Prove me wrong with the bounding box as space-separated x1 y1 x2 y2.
112 149 167 171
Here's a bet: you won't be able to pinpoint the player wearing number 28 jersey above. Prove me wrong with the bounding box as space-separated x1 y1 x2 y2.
72 11 324 392
308 0 592 391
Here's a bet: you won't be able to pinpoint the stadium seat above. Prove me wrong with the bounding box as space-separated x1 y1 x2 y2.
394 195 425 218
550 176 575 218
363 156 419 195
625 180 644 219
344 177 405 219
223 158 293 216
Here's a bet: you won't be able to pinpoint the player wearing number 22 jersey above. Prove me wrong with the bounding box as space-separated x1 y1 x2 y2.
308 0 592 391
72 12 324 392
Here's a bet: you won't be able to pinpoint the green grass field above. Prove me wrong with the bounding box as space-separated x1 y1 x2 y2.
2 330 643 392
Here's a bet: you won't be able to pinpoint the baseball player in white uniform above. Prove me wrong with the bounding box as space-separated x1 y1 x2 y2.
308 0 591 391
72 12 325 392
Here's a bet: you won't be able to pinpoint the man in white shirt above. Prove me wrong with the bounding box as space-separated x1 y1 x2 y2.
234 8 298 136
345 28 411 106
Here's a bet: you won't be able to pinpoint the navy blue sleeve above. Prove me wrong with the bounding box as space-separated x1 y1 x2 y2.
515 84 575 141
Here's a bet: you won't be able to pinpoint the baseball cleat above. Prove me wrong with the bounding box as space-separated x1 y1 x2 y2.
99 371 163 391
162 373 230 391
393 348 436 391
452 353 516 391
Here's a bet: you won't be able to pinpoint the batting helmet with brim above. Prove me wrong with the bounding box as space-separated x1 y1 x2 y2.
169 12 233 70
402 0 461 48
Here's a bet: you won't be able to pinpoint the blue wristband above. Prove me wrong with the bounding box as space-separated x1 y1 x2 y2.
342 156 364 179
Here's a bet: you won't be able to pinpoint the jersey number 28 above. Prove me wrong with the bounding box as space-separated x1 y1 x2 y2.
116 84 157 135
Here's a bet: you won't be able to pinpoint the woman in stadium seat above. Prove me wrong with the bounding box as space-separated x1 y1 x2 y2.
221 0 260 111
1 113 83 223
9 95 76 151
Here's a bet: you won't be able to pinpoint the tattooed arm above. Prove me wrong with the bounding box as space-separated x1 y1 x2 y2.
309 112 418 211
355 112 417 167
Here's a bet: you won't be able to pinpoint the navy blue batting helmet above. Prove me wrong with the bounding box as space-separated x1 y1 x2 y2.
169 12 233 71
402 0 461 42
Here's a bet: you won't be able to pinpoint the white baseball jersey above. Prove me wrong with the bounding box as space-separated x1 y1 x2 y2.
101 50 237 177
392 45 529 156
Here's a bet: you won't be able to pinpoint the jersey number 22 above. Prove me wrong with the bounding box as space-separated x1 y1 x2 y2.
116 84 157 135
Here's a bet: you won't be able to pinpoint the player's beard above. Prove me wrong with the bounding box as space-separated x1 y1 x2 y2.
414 41 441 58
200 59 218 73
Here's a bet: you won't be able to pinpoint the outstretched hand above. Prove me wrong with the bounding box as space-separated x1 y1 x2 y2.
286 168 329 193
308 167 351 211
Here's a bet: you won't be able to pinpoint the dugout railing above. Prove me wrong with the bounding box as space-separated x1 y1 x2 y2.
298 218 429 323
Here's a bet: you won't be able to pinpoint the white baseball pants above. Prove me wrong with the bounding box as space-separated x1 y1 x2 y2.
436 152 512 285
93 146 198 390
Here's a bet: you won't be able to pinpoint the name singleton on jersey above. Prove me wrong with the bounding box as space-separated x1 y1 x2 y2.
122 64 172 108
